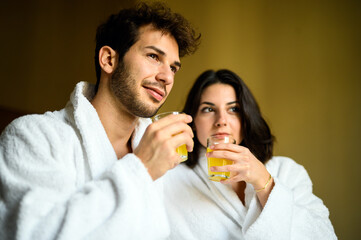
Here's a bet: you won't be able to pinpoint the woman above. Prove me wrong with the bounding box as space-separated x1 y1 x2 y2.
163 69 337 239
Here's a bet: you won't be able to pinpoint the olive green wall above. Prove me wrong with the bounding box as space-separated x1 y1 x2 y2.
0 0 134 113
1 0 360 239
160 1 361 239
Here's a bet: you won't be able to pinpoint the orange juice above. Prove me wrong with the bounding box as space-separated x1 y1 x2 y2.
207 148 233 181
177 144 188 162
153 111 188 161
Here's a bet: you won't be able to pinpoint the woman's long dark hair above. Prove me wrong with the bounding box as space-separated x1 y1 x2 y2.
183 69 275 168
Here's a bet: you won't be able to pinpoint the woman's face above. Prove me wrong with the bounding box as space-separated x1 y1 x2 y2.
194 83 242 148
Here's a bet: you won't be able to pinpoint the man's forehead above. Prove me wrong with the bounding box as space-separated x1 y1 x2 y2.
137 25 177 46
136 25 180 60
138 24 167 36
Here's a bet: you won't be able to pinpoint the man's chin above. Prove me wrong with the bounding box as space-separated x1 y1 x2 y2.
133 104 162 118
148 101 165 117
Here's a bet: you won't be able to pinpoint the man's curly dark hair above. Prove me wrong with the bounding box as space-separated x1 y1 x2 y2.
94 1 201 91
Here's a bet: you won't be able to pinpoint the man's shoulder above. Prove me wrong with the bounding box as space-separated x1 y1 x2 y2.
1 109 76 143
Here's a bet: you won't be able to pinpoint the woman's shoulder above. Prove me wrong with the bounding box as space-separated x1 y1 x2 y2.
267 156 303 168
266 156 310 183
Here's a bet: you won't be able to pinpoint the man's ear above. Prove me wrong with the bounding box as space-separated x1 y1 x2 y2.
98 46 117 74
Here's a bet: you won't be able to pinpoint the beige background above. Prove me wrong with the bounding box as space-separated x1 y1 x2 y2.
1 0 360 239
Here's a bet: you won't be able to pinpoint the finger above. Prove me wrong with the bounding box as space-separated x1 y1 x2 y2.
152 113 192 129
167 131 194 152
220 174 244 184
210 165 233 173
151 114 193 134
211 162 249 173
153 121 194 142
207 150 243 162
210 143 246 152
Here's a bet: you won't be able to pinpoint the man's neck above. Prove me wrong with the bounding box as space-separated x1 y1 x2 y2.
91 89 138 159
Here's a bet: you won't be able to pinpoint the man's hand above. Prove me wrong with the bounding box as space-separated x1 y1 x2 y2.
134 114 194 180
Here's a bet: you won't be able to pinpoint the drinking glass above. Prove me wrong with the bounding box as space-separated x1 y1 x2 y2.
207 135 236 181
153 111 188 162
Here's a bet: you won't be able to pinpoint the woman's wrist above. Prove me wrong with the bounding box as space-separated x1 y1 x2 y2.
255 174 272 192
252 170 272 191
255 176 274 208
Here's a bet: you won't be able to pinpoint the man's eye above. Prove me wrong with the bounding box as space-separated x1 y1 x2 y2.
148 53 159 61
170 66 177 73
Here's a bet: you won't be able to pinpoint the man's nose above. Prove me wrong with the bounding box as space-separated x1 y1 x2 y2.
155 65 174 85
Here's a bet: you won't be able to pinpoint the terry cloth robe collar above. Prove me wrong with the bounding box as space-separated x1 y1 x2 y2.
193 147 262 229
68 81 151 179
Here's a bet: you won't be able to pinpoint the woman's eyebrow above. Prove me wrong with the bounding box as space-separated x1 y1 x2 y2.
200 101 215 106
200 101 238 106
226 101 238 105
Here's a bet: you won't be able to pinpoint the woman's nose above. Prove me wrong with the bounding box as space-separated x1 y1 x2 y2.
214 112 227 127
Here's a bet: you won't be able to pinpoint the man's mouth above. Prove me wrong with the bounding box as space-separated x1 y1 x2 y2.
143 86 165 102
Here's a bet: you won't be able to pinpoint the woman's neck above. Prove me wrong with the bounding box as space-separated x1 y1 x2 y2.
231 181 246 205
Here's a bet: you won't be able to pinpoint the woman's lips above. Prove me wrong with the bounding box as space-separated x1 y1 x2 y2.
212 133 230 137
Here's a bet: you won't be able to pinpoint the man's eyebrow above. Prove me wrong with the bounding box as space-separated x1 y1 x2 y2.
146 46 166 56
174 61 181 68
145 46 181 68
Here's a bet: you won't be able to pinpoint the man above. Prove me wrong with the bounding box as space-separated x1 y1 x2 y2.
0 2 200 239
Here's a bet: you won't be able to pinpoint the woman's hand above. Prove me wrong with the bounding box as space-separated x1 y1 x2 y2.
206 143 270 190
207 143 274 207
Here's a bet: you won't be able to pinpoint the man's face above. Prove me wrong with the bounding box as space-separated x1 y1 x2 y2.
110 24 180 118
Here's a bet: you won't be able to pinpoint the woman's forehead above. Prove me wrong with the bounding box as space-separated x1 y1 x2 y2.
200 83 236 102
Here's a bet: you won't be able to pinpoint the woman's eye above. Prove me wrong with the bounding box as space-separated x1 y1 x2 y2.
201 107 214 113
229 106 240 112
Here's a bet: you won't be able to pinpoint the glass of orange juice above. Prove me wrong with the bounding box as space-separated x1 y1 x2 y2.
207 135 236 181
153 111 188 162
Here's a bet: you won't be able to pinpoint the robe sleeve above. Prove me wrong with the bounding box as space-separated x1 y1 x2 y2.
244 157 337 240
0 116 169 240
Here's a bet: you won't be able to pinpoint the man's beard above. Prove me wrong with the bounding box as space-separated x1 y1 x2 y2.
110 62 166 118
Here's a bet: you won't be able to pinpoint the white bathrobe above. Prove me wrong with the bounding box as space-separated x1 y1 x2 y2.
0 82 169 240
163 148 337 240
